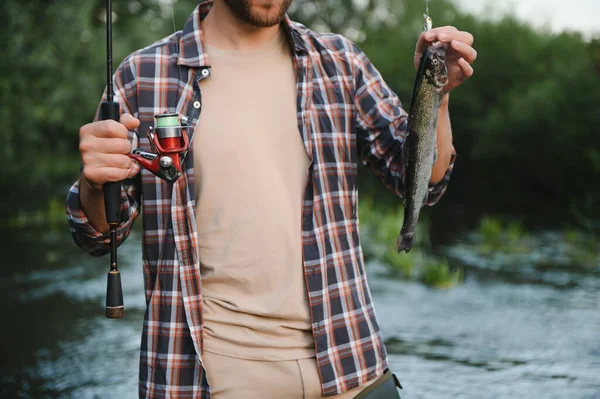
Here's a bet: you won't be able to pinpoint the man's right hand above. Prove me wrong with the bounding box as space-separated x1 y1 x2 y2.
79 113 140 190
78 113 140 233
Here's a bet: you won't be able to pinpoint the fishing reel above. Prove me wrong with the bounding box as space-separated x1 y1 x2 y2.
129 113 190 183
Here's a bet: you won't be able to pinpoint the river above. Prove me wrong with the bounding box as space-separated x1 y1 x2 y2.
1 225 598 398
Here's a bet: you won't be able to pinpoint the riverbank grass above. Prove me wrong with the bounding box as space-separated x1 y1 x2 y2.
359 198 459 288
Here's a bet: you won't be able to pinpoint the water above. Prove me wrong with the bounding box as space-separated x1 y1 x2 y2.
1 226 599 398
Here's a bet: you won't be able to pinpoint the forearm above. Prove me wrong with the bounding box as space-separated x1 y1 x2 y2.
79 177 110 233
430 93 455 184
67 174 140 256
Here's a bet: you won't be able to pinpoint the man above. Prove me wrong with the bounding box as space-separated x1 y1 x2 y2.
67 0 476 397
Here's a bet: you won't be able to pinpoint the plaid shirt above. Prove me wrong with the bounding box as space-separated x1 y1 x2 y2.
67 2 454 398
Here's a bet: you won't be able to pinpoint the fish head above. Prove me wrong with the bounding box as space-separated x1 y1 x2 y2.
423 45 448 92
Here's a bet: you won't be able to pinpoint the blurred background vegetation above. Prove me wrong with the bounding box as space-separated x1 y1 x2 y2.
1 1 599 397
1 0 598 284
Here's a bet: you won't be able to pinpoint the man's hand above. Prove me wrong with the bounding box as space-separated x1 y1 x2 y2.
414 26 477 93
78 113 139 233
79 113 140 190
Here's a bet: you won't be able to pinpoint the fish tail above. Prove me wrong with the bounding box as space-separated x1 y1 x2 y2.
397 232 416 253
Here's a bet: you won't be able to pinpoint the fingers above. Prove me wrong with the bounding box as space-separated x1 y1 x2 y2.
84 166 133 185
435 30 474 46
120 113 140 130
457 58 474 79
451 40 477 64
81 153 133 186
80 114 140 140
83 153 133 170
79 136 131 156
416 26 457 53
424 26 459 41
417 26 473 55
82 119 129 139
98 138 132 155
79 113 139 187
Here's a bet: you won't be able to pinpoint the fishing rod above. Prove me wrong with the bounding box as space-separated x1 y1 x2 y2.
100 0 190 319
101 0 124 319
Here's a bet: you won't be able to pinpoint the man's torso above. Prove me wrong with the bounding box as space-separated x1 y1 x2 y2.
192 26 315 361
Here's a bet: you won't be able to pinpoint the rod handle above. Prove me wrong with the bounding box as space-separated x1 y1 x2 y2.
106 269 124 319
100 101 121 224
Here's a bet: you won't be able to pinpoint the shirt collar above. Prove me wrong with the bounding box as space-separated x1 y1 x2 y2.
177 0 309 68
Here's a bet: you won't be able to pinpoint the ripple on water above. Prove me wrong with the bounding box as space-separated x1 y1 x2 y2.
369 271 600 398
3 227 599 398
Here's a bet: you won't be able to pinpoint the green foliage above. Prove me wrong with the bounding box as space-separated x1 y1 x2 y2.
420 259 462 289
0 0 194 217
383 250 416 279
476 215 529 254
1 0 599 231
359 197 459 288
353 0 600 223
507 221 525 242
4 196 70 229
479 216 503 248
562 229 599 266
446 222 599 273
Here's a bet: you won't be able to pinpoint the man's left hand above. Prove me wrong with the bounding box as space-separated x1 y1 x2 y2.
414 26 477 93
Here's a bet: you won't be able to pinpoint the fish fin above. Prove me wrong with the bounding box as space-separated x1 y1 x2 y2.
397 233 416 253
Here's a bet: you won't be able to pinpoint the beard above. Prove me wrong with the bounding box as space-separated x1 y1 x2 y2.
223 0 293 28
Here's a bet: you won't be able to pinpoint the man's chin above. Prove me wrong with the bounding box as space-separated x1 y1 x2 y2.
246 13 282 27
224 0 292 28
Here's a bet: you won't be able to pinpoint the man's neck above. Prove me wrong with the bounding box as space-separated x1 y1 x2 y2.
201 1 282 50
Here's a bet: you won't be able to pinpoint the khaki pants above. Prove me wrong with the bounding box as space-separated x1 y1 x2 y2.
202 350 375 398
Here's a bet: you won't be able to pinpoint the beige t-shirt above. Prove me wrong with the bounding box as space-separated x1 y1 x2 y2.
193 28 314 361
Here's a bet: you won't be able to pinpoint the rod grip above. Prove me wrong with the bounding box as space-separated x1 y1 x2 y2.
101 101 121 224
106 269 124 319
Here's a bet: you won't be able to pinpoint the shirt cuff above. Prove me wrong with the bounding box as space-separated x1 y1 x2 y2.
66 179 133 254
425 149 457 206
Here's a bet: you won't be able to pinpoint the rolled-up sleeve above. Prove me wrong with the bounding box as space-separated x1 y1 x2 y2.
352 42 455 205
66 54 141 256
66 174 140 256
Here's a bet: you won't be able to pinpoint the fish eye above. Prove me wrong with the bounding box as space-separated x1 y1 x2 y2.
432 58 438 65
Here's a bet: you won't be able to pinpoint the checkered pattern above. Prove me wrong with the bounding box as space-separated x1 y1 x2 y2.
66 2 454 397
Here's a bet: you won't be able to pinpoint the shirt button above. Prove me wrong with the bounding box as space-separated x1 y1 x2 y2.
201 68 210 77
193 101 201 109
302 216 310 227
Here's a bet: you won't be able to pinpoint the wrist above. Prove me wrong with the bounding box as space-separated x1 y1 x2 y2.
441 92 450 108
81 176 103 194
80 176 105 209
79 176 110 233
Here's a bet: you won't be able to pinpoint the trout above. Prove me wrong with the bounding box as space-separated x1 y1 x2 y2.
397 44 448 253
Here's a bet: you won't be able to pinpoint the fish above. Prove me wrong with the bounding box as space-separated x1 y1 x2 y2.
397 43 448 253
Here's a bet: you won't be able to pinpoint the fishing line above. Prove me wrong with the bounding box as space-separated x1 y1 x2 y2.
169 0 183 85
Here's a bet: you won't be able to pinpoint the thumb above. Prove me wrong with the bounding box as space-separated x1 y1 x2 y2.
120 113 141 130
415 31 434 59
